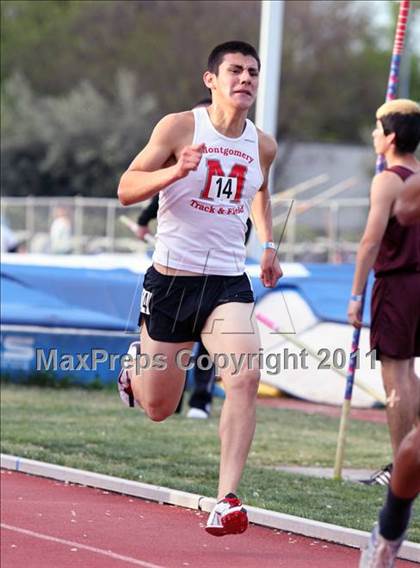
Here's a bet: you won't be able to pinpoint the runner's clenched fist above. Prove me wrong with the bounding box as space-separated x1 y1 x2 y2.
174 143 206 179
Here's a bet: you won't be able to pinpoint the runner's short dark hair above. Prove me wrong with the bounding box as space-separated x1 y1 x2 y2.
208 41 260 75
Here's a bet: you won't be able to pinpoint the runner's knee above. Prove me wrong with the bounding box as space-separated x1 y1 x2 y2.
144 400 173 422
225 369 260 398
131 377 174 421
397 427 420 470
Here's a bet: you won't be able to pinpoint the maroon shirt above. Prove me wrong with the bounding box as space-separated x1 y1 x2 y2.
374 165 420 276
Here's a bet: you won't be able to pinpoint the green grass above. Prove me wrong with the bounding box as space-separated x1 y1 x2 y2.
1 385 419 542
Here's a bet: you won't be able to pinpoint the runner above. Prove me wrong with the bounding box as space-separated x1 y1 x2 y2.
117 40 282 536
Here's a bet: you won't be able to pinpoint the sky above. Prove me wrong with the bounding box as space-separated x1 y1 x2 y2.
360 0 420 54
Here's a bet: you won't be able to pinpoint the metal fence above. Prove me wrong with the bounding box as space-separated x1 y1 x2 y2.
271 196 369 263
1 194 369 263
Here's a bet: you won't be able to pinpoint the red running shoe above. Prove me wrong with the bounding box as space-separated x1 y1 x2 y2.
205 493 248 537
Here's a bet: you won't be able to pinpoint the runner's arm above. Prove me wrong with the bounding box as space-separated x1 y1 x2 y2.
348 172 397 327
118 114 187 206
351 172 398 295
251 132 283 287
250 133 277 244
137 194 160 226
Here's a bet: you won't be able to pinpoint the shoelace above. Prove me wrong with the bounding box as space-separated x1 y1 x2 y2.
216 498 240 514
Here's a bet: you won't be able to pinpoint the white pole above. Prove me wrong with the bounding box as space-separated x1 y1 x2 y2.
249 0 284 259
255 0 284 147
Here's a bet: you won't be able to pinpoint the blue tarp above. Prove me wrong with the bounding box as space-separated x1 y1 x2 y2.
1 261 374 331
1 259 377 382
1 266 143 330
275 264 375 325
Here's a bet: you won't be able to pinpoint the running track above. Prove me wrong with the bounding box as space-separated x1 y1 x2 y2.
1 470 417 568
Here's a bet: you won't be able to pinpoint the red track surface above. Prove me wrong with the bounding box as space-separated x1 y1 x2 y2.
1 470 416 568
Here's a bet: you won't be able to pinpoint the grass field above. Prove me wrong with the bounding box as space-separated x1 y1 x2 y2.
1 384 419 542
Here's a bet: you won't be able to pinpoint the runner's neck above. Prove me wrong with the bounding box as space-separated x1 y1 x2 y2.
206 105 248 139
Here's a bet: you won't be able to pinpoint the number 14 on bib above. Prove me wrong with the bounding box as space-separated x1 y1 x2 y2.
201 159 247 202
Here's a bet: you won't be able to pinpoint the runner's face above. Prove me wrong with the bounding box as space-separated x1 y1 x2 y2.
211 53 259 109
372 119 394 155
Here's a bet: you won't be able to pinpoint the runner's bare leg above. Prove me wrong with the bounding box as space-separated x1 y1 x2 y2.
130 324 194 421
202 302 260 499
381 357 418 456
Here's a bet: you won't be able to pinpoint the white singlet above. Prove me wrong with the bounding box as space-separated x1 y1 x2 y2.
152 107 264 275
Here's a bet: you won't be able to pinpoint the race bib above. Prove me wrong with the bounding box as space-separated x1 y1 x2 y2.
140 289 152 315
207 175 238 202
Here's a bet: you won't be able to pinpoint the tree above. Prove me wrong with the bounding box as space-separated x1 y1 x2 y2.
279 1 395 142
2 0 418 197
1 71 157 196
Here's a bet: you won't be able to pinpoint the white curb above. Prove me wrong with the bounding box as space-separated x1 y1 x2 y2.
1 454 419 563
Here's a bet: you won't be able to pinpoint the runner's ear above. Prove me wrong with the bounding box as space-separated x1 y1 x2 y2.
203 71 215 90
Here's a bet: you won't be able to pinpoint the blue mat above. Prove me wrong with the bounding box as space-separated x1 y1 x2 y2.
271 264 374 326
1 261 373 330
1 259 376 382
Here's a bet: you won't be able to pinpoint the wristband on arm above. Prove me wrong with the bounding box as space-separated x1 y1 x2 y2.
262 241 276 251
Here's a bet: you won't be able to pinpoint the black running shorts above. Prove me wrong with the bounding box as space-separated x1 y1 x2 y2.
138 265 254 342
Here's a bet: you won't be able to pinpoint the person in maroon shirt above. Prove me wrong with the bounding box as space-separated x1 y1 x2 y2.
359 171 420 568
348 99 420 487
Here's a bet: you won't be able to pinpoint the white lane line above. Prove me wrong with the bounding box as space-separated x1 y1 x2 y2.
1 523 165 568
